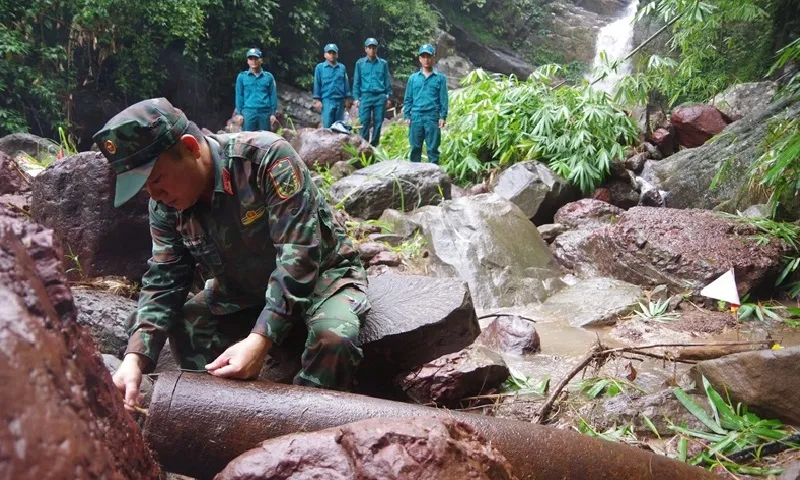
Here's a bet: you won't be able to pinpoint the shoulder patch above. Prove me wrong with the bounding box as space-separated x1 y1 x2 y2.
268 157 302 199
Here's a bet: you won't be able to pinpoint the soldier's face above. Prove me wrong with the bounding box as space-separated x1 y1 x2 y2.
419 53 434 69
324 51 338 62
365 46 377 59
247 56 262 69
144 136 206 211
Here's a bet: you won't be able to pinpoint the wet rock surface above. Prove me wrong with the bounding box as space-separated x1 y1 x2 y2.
693 346 800 425
582 207 787 293
643 96 800 218
215 417 518 480
476 315 540 355
551 229 597 273
491 161 579 225
0 206 160 479
670 104 730 148
31 151 152 281
384 194 564 308
0 132 60 161
73 289 133 358
538 277 642 328
711 81 777 120
360 274 480 371
397 345 510 407
553 199 624 230
277 83 320 128
329 160 451 219
0 151 31 195
357 241 390 263
290 128 373 168
537 223 565 243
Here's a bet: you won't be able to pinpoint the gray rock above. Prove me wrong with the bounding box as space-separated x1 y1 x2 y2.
0 151 32 195
551 229 596 273
741 204 770 219
436 55 475 89
537 223 566 243
476 315 540 355
643 95 800 220
779 461 800 480
586 389 710 436
606 180 640 210
397 345 510 407
692 346 800 425
360 274 480 371
329 160 451 219
538 277 642 328
329 160 355 179
290 128 373 168
625 152 650 173
711 81 778 120
491 161 579 225
582 207 787 293
554 199 624 230
0 133 60 162
450 24 535 78
358 241 390 263
73 289 134 358
384 194 564 308
433 28 457 60
367 233 407 247
277 83 320 128
30 152 151 281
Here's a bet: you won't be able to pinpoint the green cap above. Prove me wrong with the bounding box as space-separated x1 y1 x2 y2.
93 98 189 207
418 44 435 56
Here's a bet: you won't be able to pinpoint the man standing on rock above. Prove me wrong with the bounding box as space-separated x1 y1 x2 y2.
403 44 448 164
235 48 278 132
93 98 369 410
313 43 351 128
353 38 393 146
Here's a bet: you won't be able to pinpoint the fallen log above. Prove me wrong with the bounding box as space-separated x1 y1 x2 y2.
145 372 718 480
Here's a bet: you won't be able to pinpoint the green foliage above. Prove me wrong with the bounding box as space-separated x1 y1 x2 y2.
634 299 681 323
441 67 637 190
576 419 640 443
736 294 786 323
579 376 643 399
373 122 412 162
671 376 789 475
748 117 800 218
498 367 550 395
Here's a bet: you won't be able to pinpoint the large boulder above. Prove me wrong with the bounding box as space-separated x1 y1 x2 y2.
437 55 476 89
329 160 451 219
0 132 60 162
643 96 800 219
450 24 535 78
360 274 480 372
397 345 510 407
0 151 31 195
538 277 642 328
581 207 787 293
670 104 730 148
491 161 580 225
692 346 800 425
711 81 778 120
0 206 161 479
476 315 540 355
383 194 565 308
30 151 151 281
216 417 518 480
277 83 320 128
553 199 624 229
73 289 134 358
290 128 373 168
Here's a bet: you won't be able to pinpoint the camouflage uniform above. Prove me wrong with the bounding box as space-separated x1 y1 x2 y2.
93 98 369 390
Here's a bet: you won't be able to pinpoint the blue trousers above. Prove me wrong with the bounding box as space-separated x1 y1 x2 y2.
358 94 387 146
242 107 273 132
321 99 345 128
409 115 441 164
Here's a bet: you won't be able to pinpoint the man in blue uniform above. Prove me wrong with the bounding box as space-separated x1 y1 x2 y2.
235 48 279 132
403 44 448 164
313 44 351 128
353 38 392 146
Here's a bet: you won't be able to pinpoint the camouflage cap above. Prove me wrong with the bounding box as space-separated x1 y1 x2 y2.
93 98 188 207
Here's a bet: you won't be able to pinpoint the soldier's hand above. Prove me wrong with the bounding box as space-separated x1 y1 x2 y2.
439 119 446 128
205 333 272 379
314 100 322 112
112 353 145 412
385 99 392 109
353 100 360 109
270 115 278 127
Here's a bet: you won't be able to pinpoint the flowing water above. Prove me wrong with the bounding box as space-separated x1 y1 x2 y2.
588 0 640 93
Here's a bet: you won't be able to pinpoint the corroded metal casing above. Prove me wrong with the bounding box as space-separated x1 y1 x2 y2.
145 372 717 480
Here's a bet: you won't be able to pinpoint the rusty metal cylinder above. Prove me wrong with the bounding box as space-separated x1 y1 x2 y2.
145 372 716 480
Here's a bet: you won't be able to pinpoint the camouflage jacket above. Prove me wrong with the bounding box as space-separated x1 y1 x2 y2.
126 132 367 365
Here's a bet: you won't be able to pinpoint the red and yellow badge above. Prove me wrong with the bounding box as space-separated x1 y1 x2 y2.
268 157 302 199
104 140 117 155
241 206 265 225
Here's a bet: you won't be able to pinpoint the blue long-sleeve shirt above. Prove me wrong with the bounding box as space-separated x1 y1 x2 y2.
352 56 392 101
313 61 351 100
403 69 448 120
235 69 278 114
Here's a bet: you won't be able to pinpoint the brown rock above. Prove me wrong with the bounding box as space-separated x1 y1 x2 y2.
607 180 640 210
215 417 518 480
290 128 373 168
625 152 650 172
469 183 489 195
0 151 32 195
0 206 160 479
397 345 510 407
368 250 401 267
476 315 540 355
649 128 675 156
553 199 624 230
358 241 390 263
30 151 151 281
671 104 729 148
592 188 611 203
692 346 800 425
583 207 787 293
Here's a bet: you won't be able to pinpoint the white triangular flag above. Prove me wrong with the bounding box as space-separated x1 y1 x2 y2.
700 269 740 306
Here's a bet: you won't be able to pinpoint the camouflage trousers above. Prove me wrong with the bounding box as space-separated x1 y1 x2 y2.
167 286 370 391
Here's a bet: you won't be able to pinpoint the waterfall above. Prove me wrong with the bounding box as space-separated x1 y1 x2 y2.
589 0 640 93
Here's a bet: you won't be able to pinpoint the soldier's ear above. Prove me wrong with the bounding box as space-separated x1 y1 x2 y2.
179 134 201 159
